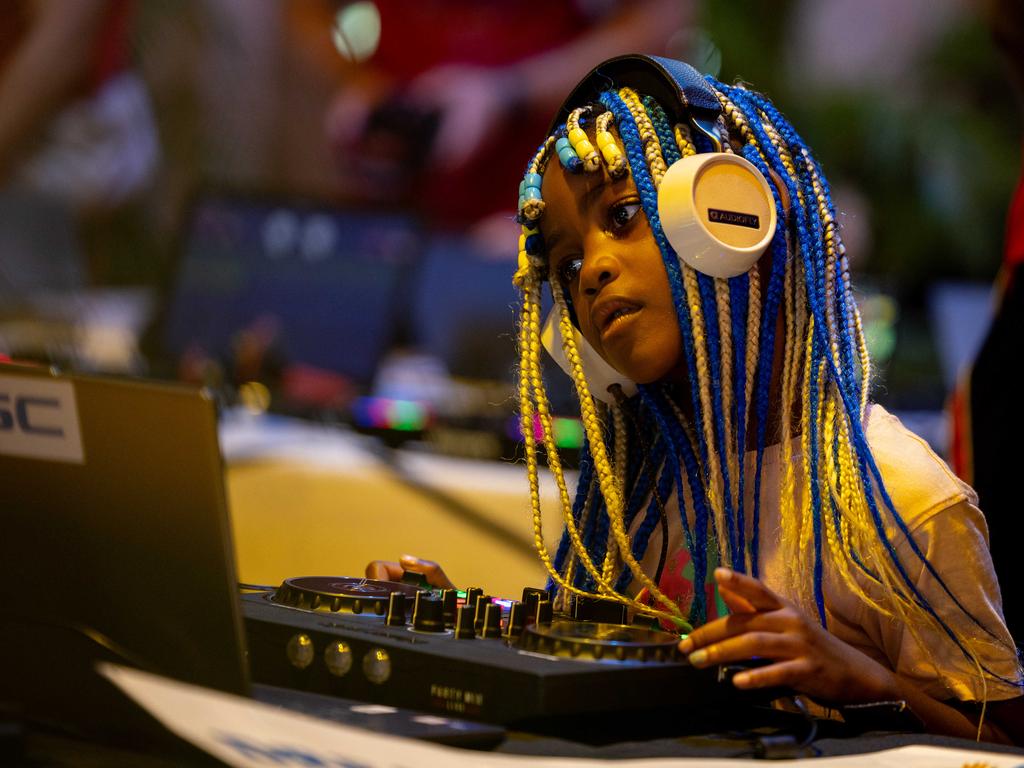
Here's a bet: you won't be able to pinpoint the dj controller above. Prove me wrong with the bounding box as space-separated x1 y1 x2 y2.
241 576 766 733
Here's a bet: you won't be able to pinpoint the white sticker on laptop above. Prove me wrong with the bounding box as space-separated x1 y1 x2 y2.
0 374 84 464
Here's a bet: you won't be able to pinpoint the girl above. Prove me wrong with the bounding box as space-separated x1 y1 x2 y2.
510 54 1022 743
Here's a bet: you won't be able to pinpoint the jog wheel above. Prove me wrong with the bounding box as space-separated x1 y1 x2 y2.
520 620 680 662
270 576 423 616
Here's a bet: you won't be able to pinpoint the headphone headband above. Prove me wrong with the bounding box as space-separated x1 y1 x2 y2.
546 54 721 136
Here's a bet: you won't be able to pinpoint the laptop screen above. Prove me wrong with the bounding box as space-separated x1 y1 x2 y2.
0 363 249 733
158 194 420 392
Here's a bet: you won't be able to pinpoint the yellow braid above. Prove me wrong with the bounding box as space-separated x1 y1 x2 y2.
741 269 761 572
807 156 844 379
715 277 741 566
681 264 729 561
820 388 895 618
778 255 802 590
602 403 630 583
567 107 601 173
518 267 561 590
595 110 628 178
794 315 817 613
673 123 697 157
539 288 612 594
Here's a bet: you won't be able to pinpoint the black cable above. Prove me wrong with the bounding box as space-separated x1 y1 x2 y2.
238 582 277 592
745 697 819 759
791 696 820 750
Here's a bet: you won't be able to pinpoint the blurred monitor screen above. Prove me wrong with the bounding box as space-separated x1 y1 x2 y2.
409 234 576 414
160 194 419 391
411 234 519 381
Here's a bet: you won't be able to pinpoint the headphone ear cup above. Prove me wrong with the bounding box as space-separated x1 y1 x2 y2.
540 310 637 404
657 152 777 279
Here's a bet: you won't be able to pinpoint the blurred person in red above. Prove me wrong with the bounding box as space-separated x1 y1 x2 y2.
0 0 158 298
300 0 691 251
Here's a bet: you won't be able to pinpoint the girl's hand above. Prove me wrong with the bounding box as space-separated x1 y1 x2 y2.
364 554 456 590
678 568 898 705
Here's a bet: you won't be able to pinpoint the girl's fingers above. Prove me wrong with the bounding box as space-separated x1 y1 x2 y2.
398 554 456 589
365 560 404 581
730 658 811 690
684 631 799 669
714 568 784 611
717 584 758 614
679 608 791 653
365 556 456 590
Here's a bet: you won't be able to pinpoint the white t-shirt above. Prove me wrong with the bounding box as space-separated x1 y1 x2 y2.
628 404 1021 702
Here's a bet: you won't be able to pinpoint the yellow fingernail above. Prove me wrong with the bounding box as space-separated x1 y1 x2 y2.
733 671 751 687
678 637 693 653
688 649 707 666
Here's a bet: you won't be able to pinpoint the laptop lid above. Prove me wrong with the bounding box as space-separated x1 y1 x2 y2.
0 363 249 734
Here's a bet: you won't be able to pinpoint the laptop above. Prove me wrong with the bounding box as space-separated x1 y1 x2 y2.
0 362 503 747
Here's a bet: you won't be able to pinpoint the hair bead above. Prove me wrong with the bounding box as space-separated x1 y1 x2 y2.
555 136 582 171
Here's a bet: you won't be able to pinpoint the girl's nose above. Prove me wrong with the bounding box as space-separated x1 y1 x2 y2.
580 249 621 296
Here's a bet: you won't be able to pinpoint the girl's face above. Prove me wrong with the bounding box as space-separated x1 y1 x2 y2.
540 156 686 385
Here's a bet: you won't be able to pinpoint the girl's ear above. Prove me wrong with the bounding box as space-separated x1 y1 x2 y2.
541 310 638 404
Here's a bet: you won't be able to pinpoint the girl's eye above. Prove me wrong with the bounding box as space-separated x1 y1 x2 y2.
557 257 583 288
610 201 641 230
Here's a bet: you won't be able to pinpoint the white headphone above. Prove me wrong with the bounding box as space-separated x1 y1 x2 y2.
540 55 778 402
541 310 637 403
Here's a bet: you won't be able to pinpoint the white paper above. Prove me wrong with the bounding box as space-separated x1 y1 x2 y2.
100 664 1024 768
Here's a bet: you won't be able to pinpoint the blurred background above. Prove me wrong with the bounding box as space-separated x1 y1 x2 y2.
2 0 1020 597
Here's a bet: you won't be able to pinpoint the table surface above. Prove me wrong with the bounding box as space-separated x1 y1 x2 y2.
221 411 565 598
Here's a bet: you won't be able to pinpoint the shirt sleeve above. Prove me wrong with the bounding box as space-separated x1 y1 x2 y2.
881 499 1022 702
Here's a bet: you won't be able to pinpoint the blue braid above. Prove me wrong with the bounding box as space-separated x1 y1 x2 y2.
729 274 750 571
639 385 712 624
615 441 675 592
551 437 594 578
697 271 741 566
578 492 610 591
622 432 662 528
747 203 787 579
620 403 653 527
808 332 827 626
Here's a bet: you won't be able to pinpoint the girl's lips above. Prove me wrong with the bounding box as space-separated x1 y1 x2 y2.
592 299 643 333
599 305 641 341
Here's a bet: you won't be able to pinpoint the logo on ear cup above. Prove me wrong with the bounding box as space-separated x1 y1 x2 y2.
658 153 777 279
540 311 637 404
707 208 760 229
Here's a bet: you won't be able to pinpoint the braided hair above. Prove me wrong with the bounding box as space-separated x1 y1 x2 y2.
512 72 1021 695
